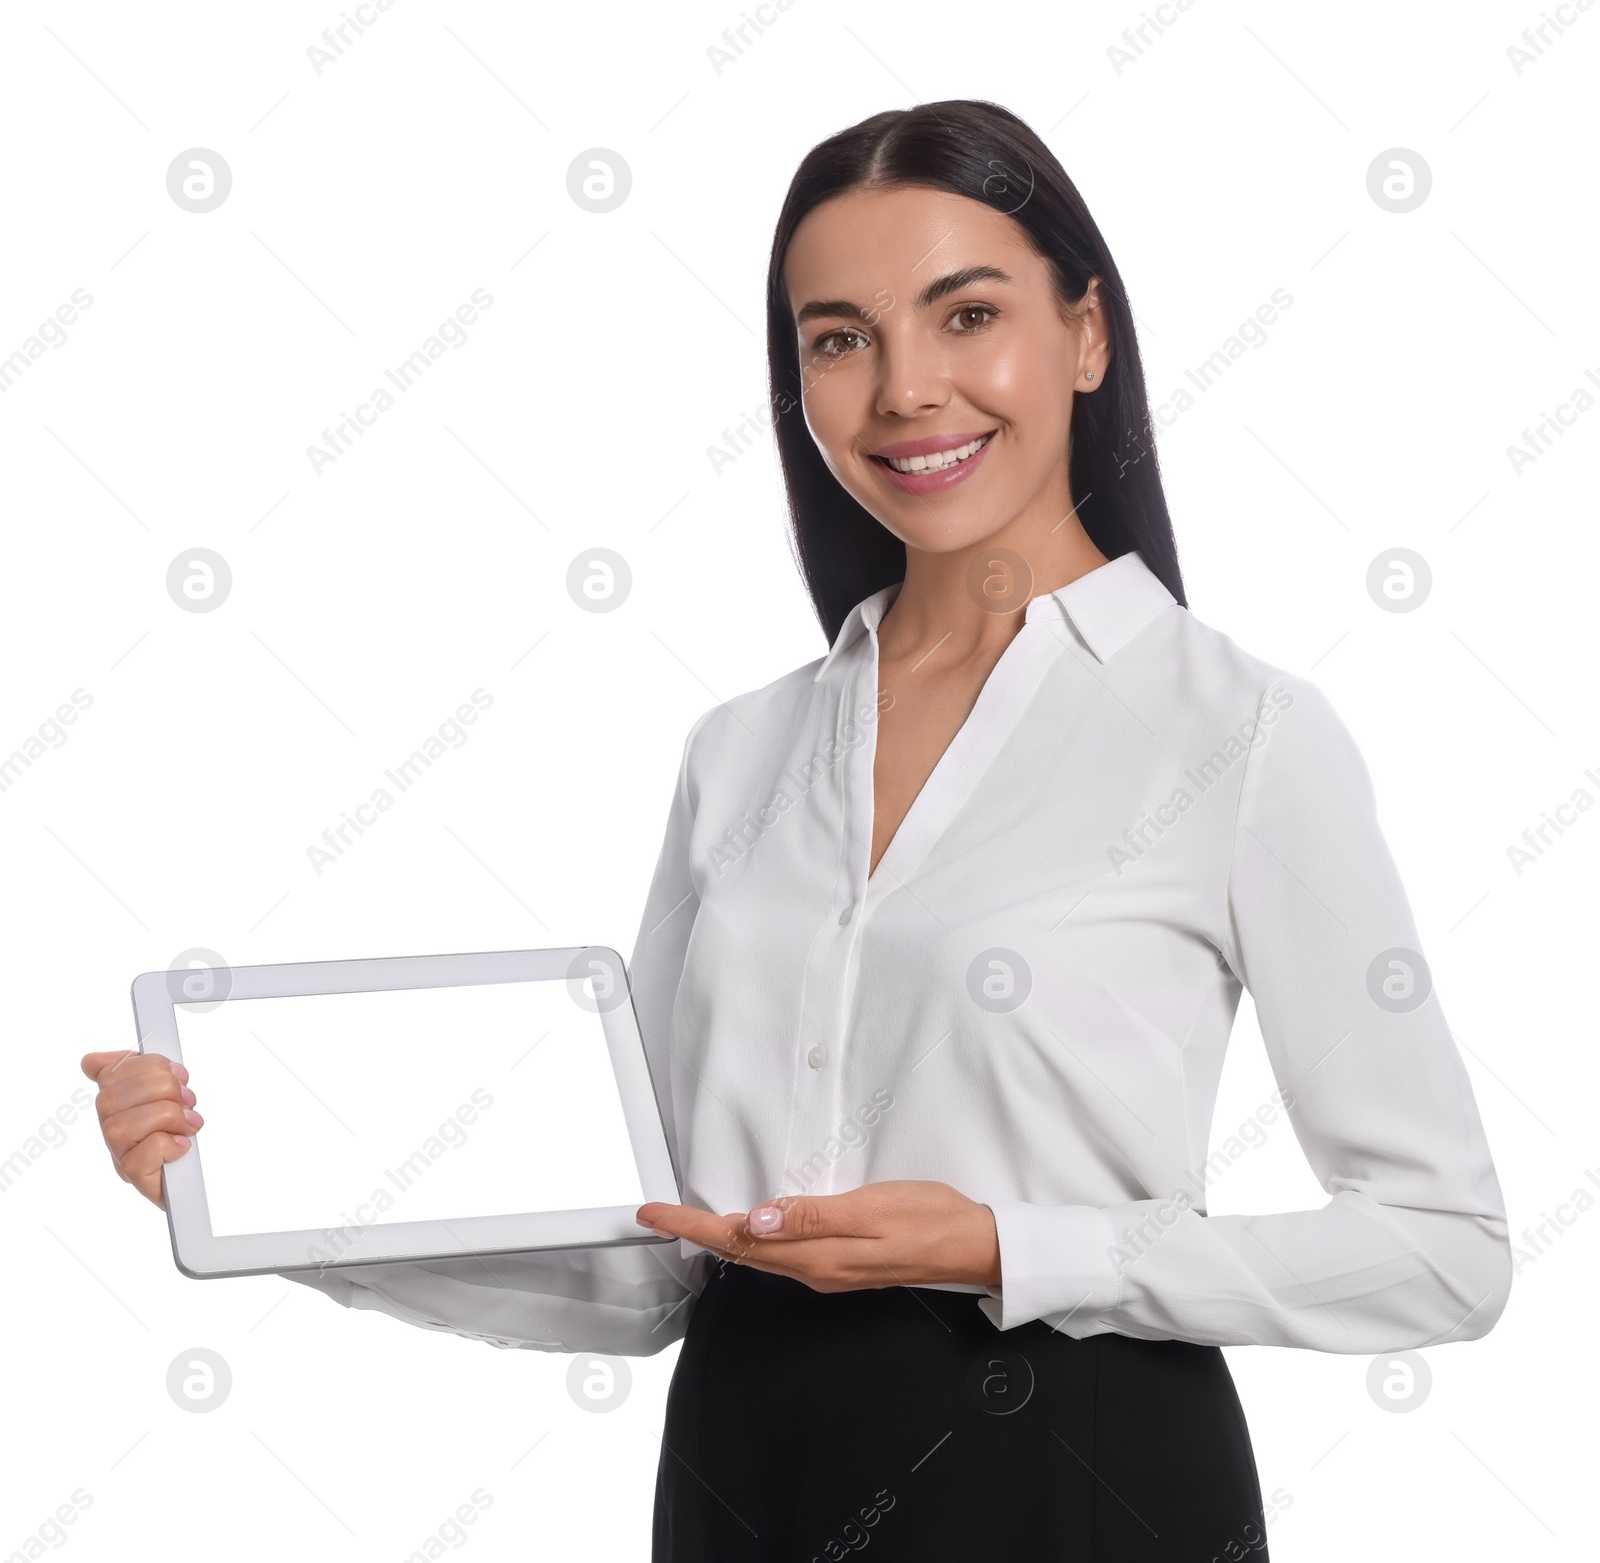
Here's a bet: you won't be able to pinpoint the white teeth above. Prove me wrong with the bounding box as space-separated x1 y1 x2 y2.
884 434 992 474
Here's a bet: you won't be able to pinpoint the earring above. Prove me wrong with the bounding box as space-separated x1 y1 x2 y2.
1084 369 1096 382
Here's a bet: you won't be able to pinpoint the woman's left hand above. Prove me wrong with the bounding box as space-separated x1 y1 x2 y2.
636 1180 1002 1291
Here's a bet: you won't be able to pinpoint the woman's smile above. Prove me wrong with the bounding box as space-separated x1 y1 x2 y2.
868 428 997 495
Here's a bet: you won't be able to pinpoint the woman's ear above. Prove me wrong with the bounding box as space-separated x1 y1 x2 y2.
1070 276 1112 388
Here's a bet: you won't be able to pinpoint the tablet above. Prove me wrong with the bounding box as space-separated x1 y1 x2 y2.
129 947 680 1280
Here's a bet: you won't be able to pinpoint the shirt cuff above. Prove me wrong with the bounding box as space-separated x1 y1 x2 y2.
977 1201 1123 1333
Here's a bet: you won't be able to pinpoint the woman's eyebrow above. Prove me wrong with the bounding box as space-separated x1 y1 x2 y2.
793 264 1014 327
913 264 1012 310
795 296 872 326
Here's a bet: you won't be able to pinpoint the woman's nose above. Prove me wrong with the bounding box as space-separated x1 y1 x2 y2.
872 330 949 420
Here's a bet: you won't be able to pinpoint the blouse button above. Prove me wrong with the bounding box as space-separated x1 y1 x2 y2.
838 906 853 926
807 1046 827 1069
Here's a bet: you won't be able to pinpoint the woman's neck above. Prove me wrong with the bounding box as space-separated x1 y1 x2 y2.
876 495 1110 669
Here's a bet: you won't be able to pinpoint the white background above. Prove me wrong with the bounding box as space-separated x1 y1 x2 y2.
1 0 1594 1557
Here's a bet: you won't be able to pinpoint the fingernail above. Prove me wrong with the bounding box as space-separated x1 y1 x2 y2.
749 1204 784 1234
170 1062 189 1083
173 1135 191 1148
184 1110 201 1127
636 1212 656 1227
181 1088 196 1107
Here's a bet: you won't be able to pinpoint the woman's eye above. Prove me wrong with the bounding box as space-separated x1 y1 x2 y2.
815 328 868 359
949 304 997 332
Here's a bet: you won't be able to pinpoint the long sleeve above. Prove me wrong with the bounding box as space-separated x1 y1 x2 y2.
282 717 711 1355
980 674 1513 1351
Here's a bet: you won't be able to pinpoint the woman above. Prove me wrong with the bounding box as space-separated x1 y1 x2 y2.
85 101 1511 1559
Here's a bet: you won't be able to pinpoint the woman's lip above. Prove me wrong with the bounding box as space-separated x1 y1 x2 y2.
872 432 995 496
872 429 997 459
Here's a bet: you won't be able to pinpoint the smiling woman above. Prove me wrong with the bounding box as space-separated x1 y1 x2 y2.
85 97 1511 1563
639 99 1503 1558
766 107 1182 645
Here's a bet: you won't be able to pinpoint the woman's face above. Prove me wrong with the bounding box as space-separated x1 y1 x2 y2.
782 184 1108 557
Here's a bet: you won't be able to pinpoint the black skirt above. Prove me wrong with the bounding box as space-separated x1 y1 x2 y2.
653 1259 1268 1562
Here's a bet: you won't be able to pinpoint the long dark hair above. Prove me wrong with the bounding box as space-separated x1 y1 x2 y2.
764 99 1186 644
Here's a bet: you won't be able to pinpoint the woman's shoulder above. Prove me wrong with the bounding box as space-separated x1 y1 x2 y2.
1161 600 1326 715
1117 601 1369 791
674 649 833 771
1162 604 1375 800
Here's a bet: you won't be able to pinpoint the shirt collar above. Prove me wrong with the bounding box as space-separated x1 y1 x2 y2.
812 549 1176 683
812 582 902 683
1027 548 1177 662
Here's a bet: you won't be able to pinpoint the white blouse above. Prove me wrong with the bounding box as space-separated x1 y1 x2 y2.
287 550 1512 1356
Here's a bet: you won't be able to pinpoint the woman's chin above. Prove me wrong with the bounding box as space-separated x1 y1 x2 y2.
887 517 1016 559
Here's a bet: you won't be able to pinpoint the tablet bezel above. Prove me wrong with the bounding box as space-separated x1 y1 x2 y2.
130 946 681 1280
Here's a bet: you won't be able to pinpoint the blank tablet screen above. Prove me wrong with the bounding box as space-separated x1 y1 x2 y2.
173 979 645 1239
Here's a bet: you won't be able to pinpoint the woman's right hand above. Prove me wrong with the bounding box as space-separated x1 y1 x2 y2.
80 1051 204 1207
